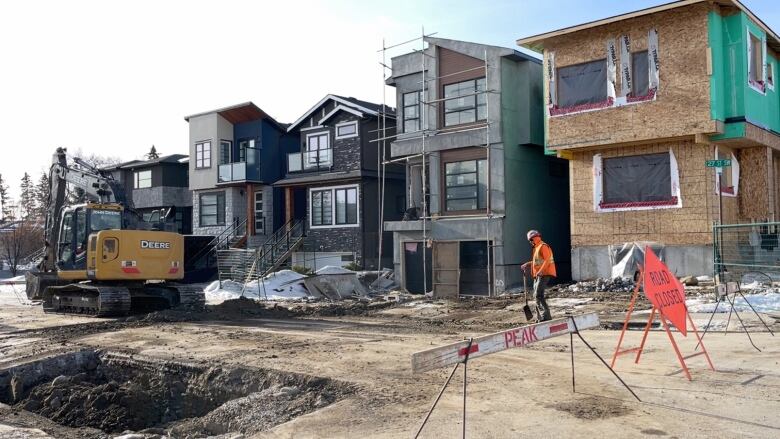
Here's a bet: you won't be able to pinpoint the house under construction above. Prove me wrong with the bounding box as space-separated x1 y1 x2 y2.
382 37 571 297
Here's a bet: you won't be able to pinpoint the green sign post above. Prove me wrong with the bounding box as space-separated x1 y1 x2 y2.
706 159 732 168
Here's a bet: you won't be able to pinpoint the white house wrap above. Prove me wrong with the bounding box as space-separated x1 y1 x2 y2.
607 38 618 99
619 34 632 96
648 28 660 91
547 51 557 107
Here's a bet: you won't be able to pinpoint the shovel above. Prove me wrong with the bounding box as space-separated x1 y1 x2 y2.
522 272 534 321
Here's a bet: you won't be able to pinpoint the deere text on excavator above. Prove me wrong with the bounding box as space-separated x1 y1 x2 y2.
25 148 205 316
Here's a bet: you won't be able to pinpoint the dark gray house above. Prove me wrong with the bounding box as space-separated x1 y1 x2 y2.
184 102 299 245
274 94 405 270
385 37 571 297
106 154 193 234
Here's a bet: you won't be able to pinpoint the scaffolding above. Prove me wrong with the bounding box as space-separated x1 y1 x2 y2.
376 29 499 297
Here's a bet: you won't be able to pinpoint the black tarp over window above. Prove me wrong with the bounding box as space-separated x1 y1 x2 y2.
557 59 608 108
632 51 649 96
603 153 671 204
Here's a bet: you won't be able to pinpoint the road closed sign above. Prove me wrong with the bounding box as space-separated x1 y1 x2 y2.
643 247 688 336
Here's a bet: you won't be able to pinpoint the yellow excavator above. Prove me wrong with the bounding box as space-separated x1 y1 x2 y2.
25 148 204 316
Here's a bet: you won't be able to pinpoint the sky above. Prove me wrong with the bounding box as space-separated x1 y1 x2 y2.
0 0 778 198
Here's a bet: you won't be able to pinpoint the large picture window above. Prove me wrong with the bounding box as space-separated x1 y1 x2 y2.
748 31 764 90
403 91 422 133
134 170 152 189
557 59 608 108
310 185 359 227
199 192 225 226
195 141 211 169
602 153 672 205
444 159 487 212
443 78 486 127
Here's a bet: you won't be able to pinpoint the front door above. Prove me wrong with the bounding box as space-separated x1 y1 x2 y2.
433 241 459 298
254 190 265 235
403 241 431 294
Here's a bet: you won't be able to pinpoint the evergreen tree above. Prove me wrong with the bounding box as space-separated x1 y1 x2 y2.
146 145 160 160
34 172 50 222
20 172 36 219
0 173 8 222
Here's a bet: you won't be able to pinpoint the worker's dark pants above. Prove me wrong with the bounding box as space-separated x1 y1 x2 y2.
533 275 553 322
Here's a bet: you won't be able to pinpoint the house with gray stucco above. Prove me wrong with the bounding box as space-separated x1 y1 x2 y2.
384 37 571 296
106 154 193 234
273 95 405 270
184 102 298 246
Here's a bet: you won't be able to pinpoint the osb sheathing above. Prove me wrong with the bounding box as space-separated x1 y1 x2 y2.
569 140 740 247
738 146 771 220
544 3 718 150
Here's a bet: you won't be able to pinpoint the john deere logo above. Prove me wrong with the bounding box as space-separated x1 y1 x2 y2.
141 240 171 249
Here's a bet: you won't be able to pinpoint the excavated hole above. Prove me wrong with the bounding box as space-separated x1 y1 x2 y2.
0 349 351 437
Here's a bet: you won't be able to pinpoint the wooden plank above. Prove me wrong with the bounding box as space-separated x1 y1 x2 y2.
411 313 600 374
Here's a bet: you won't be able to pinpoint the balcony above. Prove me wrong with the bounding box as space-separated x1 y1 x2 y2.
218 147 261 183
287 148 332 173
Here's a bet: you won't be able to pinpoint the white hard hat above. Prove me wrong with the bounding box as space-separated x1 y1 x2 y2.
527 230 540 240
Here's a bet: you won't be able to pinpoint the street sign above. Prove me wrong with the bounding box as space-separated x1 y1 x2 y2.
411 313 599 373
706 159 731 168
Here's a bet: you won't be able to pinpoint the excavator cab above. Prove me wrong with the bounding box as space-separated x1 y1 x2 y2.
56 204 123 273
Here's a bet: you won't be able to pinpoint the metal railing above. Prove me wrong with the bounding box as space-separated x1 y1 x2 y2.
713 221 780 283
287 149 332 173
217 217 307 285
186 218 247 270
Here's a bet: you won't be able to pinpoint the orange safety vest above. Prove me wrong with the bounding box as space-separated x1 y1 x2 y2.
532 241 557 278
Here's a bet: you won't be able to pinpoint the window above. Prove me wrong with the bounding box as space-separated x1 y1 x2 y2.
219 140 232 165
335 187 358 225
748 31 765 90
768 61 775 89
238 139 256 162
335 121 358 139
602 153 672 205
134 170 152 189
444 159 487 212
631 51 649 97
310 185 359 227
557 59 608 108
443 78 486 127
199 192 225 226
311 189 333 226
715 148 739 197
306 132 331 167
403 91 423 133
195 141 211 168
254 191 264 234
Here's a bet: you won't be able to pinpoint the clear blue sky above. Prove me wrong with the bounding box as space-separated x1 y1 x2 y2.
0 0 777 200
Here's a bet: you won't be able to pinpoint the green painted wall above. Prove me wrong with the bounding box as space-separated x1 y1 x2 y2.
709 10 780 136
501 57 571 280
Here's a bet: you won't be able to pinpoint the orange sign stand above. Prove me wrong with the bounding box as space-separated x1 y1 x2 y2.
611 247 715 380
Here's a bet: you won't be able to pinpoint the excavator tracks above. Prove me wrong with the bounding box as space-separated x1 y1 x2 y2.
170 284 206 310
45 284 132 317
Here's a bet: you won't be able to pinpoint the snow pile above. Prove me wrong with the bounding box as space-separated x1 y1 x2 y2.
0 275 26 284
204 270 309 304
686 291 780 313
563 277 635 293
315 265 354 275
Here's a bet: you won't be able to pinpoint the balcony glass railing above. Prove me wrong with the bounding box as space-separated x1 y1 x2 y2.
217 147 261 183
287 148 332 173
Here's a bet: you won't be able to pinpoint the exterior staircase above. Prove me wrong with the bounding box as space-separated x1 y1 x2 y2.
216 218 306 284
184 218 247 281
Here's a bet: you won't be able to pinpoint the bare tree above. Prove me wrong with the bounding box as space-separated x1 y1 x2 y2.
0 217 43 276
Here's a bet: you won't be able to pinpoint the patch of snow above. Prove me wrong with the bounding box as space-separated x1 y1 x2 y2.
695 275 713 282
0 275 26 284
686 291 780 313
547 297 594 307
315 265 354 275
204 270 309 304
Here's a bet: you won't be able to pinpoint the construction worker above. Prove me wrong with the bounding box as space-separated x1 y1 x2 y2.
521 230 556 322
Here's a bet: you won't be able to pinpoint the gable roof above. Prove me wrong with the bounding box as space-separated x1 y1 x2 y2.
184 101 286 131
286 94 395 133
517 0 780 53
